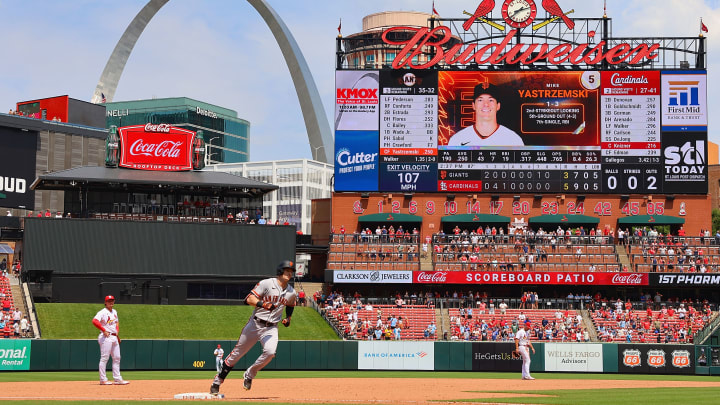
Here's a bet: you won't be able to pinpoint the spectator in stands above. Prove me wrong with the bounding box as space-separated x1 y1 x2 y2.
499 300 507 315
1 298 10 314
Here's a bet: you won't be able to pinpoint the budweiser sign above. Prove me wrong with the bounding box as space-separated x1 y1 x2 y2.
412 271 648 285
381 26 660 69
118 124 195 171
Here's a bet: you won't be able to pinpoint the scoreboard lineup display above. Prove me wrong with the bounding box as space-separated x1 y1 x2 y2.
334 70 708 195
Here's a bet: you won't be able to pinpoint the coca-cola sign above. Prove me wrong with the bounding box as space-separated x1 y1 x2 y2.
412 271 648 285
118 124 194 171
611 274 644 285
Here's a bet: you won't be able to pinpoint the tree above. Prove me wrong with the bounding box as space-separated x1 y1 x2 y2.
712 208 720 234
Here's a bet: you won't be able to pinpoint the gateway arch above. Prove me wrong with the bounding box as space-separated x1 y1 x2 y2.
91 0 333 163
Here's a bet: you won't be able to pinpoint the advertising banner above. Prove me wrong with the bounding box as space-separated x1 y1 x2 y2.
617 344 693 374
0 127 36 209
335 70 380 131
358 341 434 370
118 124 194 171
471 342 521 371
661 131 707 194
333 270 412 284
0 339 31 371
661 72 707 129
413 271 647 286
651 273 720 286
544 343 603 372
334 130 379 191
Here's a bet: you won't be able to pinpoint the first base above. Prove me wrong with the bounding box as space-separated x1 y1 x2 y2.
174 392 225 400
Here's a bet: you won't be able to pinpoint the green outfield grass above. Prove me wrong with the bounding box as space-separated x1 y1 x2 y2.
0 371 719 405
34 303 339 340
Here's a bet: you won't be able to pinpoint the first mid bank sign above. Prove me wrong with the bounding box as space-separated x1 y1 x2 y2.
0 340 31 370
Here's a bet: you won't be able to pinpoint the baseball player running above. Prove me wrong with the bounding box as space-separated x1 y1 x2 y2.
210 260 297 395
92 295 129 385
515 320 536 380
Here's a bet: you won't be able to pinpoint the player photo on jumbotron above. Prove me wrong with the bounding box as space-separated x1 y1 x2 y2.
438 71 600 148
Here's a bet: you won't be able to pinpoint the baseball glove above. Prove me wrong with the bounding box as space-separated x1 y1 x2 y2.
511 350 521 359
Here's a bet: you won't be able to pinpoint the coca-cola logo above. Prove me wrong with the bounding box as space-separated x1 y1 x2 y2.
610 73 649 86
611 273 643 284
417 272 448 283
129 139 182 158
144 123 171 133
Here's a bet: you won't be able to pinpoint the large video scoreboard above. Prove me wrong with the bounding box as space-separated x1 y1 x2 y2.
334 70 707 194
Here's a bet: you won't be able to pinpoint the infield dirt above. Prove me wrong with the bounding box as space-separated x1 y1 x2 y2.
1 377 720 403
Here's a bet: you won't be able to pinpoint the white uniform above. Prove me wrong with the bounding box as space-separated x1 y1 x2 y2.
448 125 524 146
94 307 123 383
214 277 297 385
214 347 225 373
515 327 533 379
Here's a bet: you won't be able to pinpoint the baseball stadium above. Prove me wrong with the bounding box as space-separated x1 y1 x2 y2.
2 1 720 404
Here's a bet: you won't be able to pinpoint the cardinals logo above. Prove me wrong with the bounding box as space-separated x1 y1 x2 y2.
463 0 575 31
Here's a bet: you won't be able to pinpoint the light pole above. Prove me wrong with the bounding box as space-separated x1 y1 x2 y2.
205 137 220 166
311 145 325 161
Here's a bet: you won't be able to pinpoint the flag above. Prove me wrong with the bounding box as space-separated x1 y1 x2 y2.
337 18 341 35
101 93 106 103
701 20 708 33
432 0 440 16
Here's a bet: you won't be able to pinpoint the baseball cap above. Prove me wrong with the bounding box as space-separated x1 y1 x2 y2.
524 320 531 326
473 82 503 102
217 344 221 348
105 295 115 301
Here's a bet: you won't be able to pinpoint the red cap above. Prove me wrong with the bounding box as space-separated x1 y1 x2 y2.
105 295 115 301
217 344 221 348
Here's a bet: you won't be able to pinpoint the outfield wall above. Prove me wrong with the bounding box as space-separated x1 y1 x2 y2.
6 340 718 375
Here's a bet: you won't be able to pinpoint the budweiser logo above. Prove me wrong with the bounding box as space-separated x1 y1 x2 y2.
129 139 182 158
610 73 649 86
417 272 448 283
611 274 643 284
144 123 171 133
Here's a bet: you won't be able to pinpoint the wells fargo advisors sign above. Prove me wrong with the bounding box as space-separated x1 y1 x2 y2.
118 124 194 171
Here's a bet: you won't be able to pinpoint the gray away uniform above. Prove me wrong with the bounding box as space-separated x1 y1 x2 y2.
213 277 296 385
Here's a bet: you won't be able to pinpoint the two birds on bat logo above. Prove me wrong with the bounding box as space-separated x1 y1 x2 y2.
464 0 575 31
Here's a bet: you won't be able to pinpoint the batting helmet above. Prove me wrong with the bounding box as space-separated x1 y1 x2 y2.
105 295 115 301
276 260 296 275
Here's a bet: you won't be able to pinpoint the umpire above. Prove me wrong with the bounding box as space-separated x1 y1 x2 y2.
210 260 297 396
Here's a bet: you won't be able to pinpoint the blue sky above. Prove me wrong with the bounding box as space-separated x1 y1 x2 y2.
0 0 718 162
